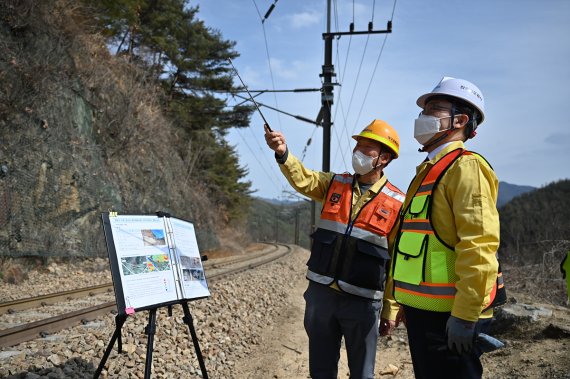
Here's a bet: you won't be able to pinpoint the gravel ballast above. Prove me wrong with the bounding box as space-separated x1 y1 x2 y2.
0 246 308 378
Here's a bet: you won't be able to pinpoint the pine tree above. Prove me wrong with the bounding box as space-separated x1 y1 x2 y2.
89 0 254 221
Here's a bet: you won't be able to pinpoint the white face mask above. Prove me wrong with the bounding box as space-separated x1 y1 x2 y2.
352 150 378 175
414 114 452 145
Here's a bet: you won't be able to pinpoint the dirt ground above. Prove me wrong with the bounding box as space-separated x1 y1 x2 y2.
233 249 570 379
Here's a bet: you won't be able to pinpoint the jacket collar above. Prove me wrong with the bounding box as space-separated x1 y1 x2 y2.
416 141 465 174
353 173 387 196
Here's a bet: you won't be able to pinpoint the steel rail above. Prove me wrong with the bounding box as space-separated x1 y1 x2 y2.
0 244 292 348
0 245 279 316
0 302 117 347
0 284 114 316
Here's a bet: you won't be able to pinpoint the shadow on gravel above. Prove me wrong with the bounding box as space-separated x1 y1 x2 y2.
1 357 96 379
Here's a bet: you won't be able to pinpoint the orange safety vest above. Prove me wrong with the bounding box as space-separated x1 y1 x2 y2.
392 148 505 312
307 173 404 300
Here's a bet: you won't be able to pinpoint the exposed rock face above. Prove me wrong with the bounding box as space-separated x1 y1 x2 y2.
0 1 222 258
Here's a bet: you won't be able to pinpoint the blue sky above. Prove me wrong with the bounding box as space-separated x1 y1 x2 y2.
193 0 570 200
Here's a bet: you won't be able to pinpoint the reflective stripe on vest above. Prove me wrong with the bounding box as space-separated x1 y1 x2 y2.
308 173 404 300
318 219 388 248
392 149 464 312
306 269 384 300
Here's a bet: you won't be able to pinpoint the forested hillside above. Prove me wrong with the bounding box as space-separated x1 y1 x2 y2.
247 198 312 249
499 179 570 305
499 179 570 263
0 0 253 257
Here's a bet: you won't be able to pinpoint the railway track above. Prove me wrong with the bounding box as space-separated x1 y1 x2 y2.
0 243 291 348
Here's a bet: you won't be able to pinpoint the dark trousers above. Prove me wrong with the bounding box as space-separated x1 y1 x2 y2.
403 305 491 379
303 281 382 379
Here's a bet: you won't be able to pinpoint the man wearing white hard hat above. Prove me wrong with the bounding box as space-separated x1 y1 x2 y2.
382 77 505 378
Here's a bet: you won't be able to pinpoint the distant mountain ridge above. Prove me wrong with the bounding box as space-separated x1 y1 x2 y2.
259 181 536 208
497 181 536 208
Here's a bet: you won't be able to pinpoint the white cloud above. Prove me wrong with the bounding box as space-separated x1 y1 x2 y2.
242 66 264 87
289 10 321 29
269 58 309 80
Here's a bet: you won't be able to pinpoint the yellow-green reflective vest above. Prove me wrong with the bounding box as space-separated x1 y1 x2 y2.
391 148 503 312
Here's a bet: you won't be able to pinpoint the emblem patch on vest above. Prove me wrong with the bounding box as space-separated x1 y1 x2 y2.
329 193 341 203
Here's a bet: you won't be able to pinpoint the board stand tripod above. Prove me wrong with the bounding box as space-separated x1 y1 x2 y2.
93 301 209 379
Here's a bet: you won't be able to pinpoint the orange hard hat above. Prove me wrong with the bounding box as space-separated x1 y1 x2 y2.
352 119 400 158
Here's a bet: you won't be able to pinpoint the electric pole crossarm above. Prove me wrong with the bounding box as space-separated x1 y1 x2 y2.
323 29 392 37
323 20 393 37
234 94 321 126
233 88 321 93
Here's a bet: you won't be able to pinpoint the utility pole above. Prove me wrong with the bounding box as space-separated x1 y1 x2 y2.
320 0 392 171
321 0 334 173
310 0 334 237
294 207 300 245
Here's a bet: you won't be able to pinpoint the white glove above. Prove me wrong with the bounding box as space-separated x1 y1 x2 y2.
446 315 476 355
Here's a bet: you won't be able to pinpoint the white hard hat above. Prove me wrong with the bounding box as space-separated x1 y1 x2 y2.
416 77 485 124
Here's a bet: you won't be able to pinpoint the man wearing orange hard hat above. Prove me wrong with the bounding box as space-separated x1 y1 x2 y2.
264 120 405 379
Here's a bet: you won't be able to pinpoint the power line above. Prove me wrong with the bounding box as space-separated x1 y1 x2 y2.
300 125 319 163
350 33 389 137
234 126 285 194
262 0 279 23
391 0 398 20
321 0 393 176
344 34 371 129
234 94 320 126
251 0 284 133
350 0 398 137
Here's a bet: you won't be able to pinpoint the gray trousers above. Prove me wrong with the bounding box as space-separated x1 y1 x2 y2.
303 281 382 379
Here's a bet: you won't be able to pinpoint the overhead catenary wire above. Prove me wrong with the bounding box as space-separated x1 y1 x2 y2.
234 124 286 194
334 33 371 168
332 0 383 169
334 0 398 169
227 57 272 131
234 94 320 126
251 0 284 133
300 126 319 163
349 0 398 138
350 34 389 138
262 0 278 23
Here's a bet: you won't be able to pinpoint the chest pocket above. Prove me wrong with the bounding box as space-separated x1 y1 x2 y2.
359 197 400 236
342 239 391 290
393 194 431 285
321 190 346 218
307 228 337 276
371 198 400 235
409 194 429 217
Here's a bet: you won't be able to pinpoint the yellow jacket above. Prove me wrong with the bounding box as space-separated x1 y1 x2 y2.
278 149 396 309
278 150 390 221
382 141 500 322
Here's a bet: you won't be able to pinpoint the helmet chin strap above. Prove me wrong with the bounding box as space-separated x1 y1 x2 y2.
418 129 453 152
419 105 456 152
373 146 387 171
361 148 385 176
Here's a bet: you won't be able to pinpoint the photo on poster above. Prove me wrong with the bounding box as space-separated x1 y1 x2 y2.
141 229 166 246
121 254 171 275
